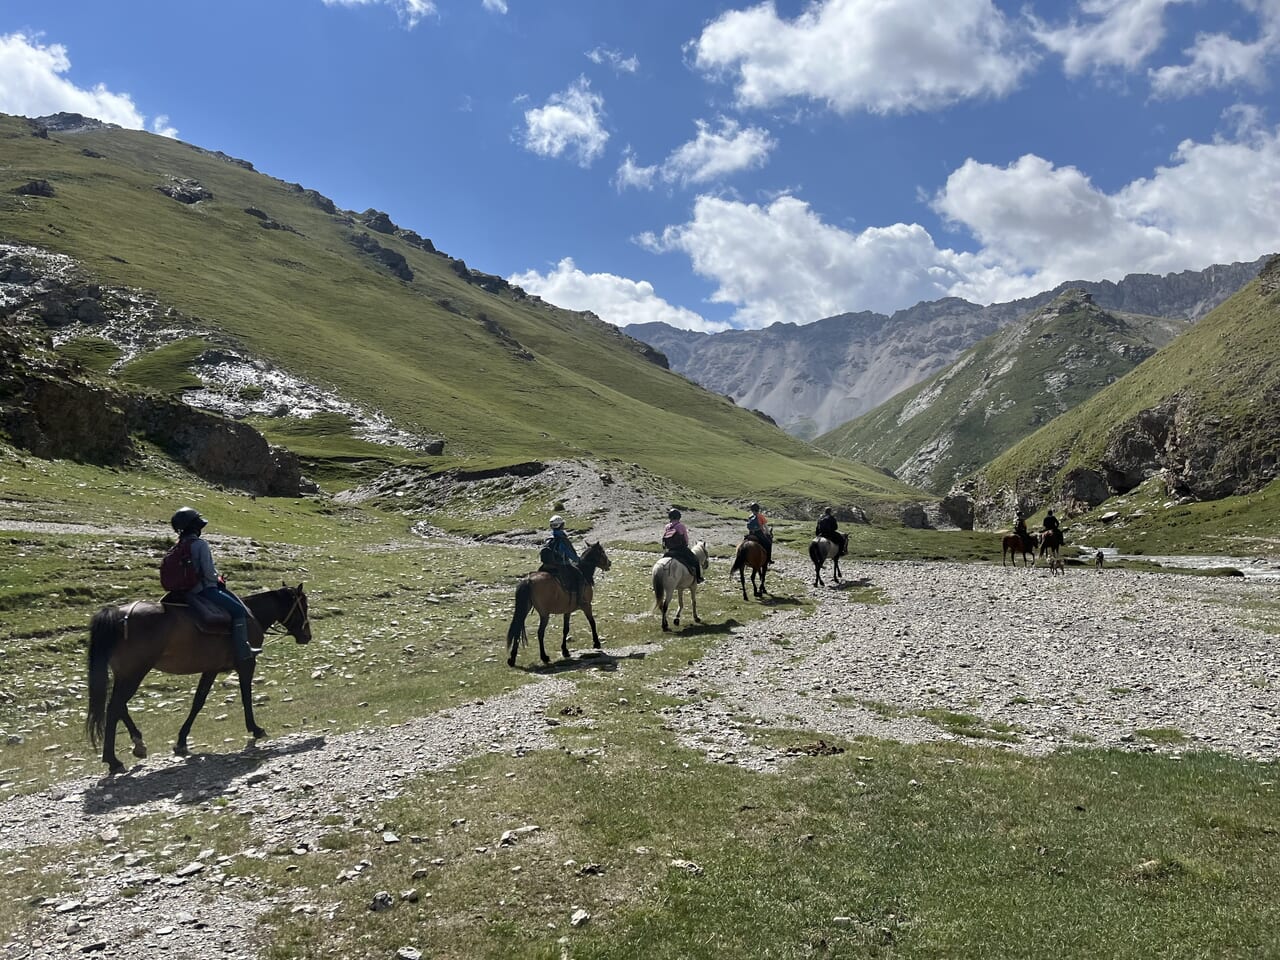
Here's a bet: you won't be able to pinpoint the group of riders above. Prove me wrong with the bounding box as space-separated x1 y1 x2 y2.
1013 508 1063 553
533 501 853 599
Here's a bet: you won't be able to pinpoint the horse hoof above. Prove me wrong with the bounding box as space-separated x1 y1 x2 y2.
251 728 266 740
131 740 148 759
662 623 670 632
694 616 701 623
107 760 125 775
173 744 189 757
507 657 516 667
673 618 681 626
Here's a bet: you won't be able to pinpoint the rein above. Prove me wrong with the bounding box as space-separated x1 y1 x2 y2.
261 588 309 646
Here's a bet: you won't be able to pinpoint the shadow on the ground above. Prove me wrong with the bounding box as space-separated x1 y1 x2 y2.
82 735 327 813
522 649 648 675
665 618 740 637
831 577 874 590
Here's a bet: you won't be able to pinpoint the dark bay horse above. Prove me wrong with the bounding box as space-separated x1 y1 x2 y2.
809 536 842 587
1036 530 1065 574
730 538 769 600
86 584 311 773
506 542 611 666
1002 534 1034 566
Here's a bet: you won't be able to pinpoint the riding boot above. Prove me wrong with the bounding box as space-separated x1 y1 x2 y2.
231 619 255 667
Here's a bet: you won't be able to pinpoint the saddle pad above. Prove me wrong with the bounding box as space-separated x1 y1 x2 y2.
160 593 231 633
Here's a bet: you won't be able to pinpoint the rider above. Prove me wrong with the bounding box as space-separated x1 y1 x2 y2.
1013 512 1030 550
170 507 257 666
815 507 848 556
661 508 704 583
1041 508 1061 548
540 514 584 600
745 502 774 567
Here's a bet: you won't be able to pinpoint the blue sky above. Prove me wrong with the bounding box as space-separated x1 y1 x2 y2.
2 0 1278 331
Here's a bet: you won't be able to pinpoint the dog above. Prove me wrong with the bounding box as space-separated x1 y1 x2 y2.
1095 550 1105 570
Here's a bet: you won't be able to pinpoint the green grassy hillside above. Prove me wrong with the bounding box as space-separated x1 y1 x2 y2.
974 260 1280 511
0 114 915 509
815 291 1187 493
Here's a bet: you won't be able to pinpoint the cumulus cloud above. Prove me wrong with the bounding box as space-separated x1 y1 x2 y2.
1030 0 1189 75
586 46 639 73
691 0 1031 114
1149 1 1280 96
0 32 176 136
483 0 508 12
630 124 1280 327
321 0 436 27
508 257 727 332
617 118 775 191
521 76 608 167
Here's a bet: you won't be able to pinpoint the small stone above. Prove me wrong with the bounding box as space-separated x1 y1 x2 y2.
570 908 591 927
382 832 400 844
401 889 420 903
175 862 204 878
369 891 394 912
397 949 423 960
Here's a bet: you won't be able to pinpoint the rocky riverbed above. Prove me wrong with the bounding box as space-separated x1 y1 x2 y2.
2 560 1276 958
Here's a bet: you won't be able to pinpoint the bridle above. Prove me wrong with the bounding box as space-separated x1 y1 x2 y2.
263 586 310 644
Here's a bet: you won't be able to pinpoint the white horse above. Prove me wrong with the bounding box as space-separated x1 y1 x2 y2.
809 536 843 586
651 540 709 631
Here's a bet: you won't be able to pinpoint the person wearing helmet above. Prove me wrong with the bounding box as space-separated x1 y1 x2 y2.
540 514 584 600
1013 512 1030 552
745 502 774 567
169 507 257 666
661 508 703 583
815 506 848 556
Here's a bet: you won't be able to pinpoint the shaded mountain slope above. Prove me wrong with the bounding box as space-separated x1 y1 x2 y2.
0 113 916 508
815 291 1189 493
962 256 1280 526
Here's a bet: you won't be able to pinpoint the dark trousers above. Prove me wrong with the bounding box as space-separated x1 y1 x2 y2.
200 586 253 661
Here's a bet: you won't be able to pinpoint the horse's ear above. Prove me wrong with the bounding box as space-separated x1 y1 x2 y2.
296 582 304 593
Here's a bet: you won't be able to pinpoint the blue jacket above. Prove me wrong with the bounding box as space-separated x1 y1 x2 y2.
545 528 579 564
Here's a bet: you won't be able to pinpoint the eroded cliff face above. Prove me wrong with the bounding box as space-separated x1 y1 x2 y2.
0 327 305 496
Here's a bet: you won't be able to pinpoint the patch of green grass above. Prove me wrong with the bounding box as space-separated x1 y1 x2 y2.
54 335 120 372
116 336 211 394
914 708 1022 743
1135 728 1188 745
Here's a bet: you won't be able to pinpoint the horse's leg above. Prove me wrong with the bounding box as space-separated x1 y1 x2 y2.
236 660 266 741
834 556 842 583
691 583 701 624
561 613 572 659
537 613 551 664
739 566 748 602
581 602 602 649
660 585 671 632
102 673 145 774
175 671 217 756
673 586 684 627
119 706 147 759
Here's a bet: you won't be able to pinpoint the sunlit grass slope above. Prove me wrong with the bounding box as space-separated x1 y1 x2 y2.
977 266 1280 495
0 115 916 507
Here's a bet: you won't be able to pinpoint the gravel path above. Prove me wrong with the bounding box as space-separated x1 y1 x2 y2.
3 562 1277 958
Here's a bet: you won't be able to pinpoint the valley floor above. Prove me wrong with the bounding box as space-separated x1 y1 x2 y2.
2 558 1276 958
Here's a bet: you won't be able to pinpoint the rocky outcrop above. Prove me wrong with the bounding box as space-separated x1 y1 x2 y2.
34 112 117 133
156 177 213 204
0 328 304 496
348 232 413 282
13 179 54 197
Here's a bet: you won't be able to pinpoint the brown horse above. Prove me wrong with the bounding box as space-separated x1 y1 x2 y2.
1002 534 1034 566
730 538 770 600
506 542 611 666
86 583 311 773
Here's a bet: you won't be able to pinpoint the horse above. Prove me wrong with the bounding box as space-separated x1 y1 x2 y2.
1035 530 1065 575
730 538 770 600
809 536 843 587
1002 533 1034 567
651 540 709 631
506 542 611 667
86 583 312 773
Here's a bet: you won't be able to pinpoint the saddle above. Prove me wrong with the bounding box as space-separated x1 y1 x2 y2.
160 591 231 634
662 549 700 579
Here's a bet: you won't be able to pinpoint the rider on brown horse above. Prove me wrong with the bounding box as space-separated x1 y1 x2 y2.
815 507 848 556
662 508 704 583
540 514 585 601
1014 512 1031 552
170 507 257 667
746 502 774 567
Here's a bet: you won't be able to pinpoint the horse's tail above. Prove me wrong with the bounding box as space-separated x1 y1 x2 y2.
86 605 120 749
506 578 533 650
651 566 665 614
730 543 747 576
809 538 822 567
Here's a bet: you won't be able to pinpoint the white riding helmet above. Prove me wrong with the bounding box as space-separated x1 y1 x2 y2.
549 515 564 529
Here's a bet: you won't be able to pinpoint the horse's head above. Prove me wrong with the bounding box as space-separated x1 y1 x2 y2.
279 582 312 644
693 540 709 569
583 541 611 572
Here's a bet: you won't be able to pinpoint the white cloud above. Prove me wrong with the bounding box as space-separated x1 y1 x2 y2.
150 114 179 138
483 0 508 13
321 0 436 27
586 46 639 73
0 33 177 136
691 0 1031 114
521 76 608 167
509 257 727 333
617 118 775 191
1030 0 1189 75
635 124 1280 327
1149 1 1280 97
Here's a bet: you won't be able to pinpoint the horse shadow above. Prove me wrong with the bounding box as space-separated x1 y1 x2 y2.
82 735 327 814
669 619 740 636
524 649 649 675
760 595 804 607
832 577 874 590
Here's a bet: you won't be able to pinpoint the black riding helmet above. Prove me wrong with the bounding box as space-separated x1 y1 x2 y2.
750 502 761 512
170 507 207 534
668 508 681 520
